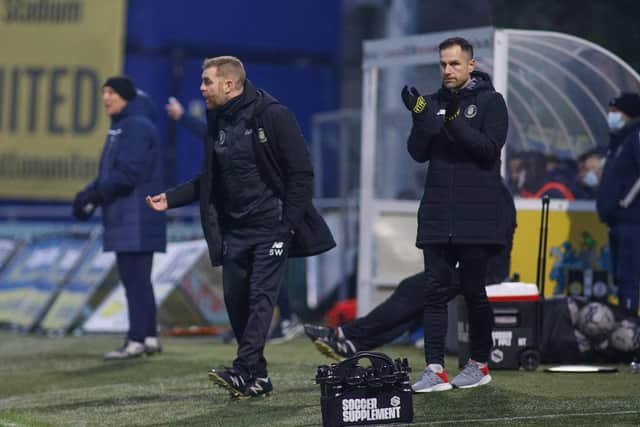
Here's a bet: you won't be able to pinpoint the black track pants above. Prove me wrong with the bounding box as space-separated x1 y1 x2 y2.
342 272 461 350
223 225 289 378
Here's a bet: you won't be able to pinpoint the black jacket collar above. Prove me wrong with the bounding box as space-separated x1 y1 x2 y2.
218 80 258 119
438 70 495 100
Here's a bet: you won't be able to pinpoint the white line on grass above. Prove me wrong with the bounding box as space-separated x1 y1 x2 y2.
413 410 640 425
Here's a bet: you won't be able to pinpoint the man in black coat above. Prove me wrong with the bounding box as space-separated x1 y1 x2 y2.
401 37 508 392
147 56 335 399
164 96 303 344
304 181 516 361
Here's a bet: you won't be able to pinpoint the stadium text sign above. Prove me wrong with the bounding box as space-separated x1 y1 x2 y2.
0 0 126 199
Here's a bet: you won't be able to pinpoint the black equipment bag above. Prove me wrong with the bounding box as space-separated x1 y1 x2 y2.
315 351 413 427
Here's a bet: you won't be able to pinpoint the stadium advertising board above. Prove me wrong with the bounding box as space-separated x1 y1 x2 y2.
0 0 126 199
82 240 220 333
40 236 116 332
0 238 18 271
0 234 87 329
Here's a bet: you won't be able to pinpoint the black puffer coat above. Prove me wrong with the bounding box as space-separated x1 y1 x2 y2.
407 71 509 247
165 81 335 265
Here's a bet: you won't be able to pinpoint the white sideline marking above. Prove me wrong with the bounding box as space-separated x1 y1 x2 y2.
413 410 640 425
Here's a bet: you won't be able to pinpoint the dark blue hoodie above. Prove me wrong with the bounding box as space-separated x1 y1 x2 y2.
596 119 640 225
86 90 167 252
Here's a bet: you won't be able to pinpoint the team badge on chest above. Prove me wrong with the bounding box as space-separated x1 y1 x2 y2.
218 130 226 145
464 104 478 119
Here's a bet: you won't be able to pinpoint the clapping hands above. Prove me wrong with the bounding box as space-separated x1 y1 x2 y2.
401 86 427 114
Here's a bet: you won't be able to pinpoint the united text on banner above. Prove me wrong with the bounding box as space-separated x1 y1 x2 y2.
0 0 126 199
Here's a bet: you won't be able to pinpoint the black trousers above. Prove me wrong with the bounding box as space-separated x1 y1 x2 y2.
423 244 495 366
341 237 514 352
223 224 289 379
342 272 460 350
116 252 156 343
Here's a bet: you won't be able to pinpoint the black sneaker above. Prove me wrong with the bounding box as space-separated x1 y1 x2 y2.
303 324 332 341
208 367 248 399
314 329 357 362
242 376 273 398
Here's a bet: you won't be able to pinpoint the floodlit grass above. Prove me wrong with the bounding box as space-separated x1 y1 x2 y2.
1 331 639 426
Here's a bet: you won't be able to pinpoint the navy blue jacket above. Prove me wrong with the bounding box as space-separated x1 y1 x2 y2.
407 71 509 247
86 92 167 252
597 120 640 225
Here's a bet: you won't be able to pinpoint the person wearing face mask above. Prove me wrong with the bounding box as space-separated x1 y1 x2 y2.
574 150 605 199
596 92 640 315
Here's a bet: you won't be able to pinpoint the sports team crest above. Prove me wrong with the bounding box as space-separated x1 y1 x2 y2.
464 104 478 118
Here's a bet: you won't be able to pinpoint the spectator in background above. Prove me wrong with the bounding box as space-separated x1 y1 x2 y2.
165 96 304 343
507 152 526 195
513 151 547 198
73 76 167 360
574 149 605 199
166 96 207 138
534 154 579 200
596 93 640 315
517 150 604 201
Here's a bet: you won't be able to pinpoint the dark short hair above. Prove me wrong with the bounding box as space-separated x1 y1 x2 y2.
438 37 474 59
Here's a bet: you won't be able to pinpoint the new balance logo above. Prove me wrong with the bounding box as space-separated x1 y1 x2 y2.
269 241 285 256
231 376 245 388
248 382 263 394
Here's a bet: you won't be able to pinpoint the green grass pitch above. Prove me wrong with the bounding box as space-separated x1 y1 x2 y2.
1 331 639 426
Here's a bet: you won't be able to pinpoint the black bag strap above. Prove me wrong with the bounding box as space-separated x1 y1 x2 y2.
250 98 279 144
250 98 285 196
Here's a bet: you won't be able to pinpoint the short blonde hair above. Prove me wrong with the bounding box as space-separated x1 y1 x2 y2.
202 56 246 89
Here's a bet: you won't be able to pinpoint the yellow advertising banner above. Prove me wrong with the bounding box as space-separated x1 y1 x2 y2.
0 0 126 199
511 199 610 298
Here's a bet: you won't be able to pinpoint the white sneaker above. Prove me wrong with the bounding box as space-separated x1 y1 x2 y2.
104 341 145 360
269 315 304 344
144 337 162 355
